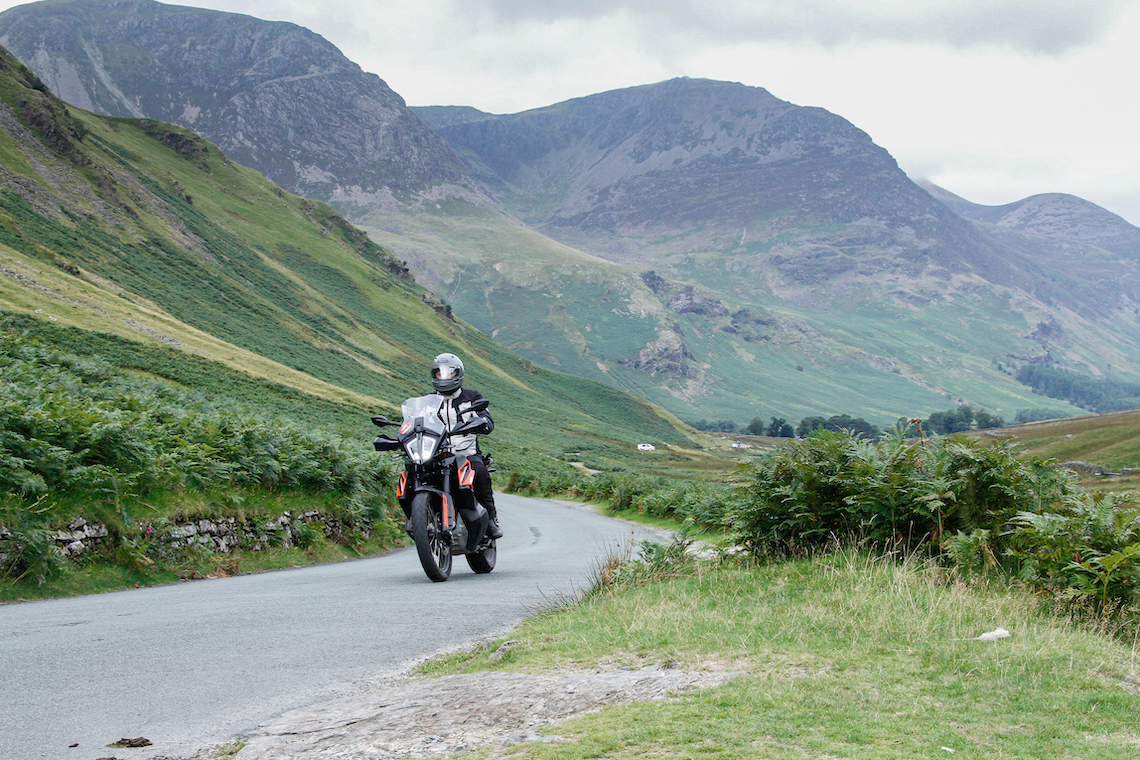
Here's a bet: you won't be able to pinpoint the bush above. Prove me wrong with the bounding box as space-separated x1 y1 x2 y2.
0 334 392 507
1004 492 1140 609
733 429 1071 556
0 513 65 585
494 447 738 532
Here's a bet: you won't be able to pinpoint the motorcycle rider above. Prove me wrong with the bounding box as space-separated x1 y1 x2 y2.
430 352 503 539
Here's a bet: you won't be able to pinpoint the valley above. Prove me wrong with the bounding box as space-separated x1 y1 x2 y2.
1 0 1137 431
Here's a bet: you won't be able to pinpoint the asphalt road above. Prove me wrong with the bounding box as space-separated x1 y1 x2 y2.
0 494 661 760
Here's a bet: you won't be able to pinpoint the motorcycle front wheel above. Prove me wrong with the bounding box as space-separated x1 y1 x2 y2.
465 539 496 574
410 492 452 582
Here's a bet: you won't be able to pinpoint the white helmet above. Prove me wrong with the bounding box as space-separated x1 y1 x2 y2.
431 353 464 393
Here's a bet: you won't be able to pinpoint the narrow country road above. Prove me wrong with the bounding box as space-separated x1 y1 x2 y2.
0 494 662 760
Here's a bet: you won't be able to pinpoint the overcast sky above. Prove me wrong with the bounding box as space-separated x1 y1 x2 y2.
6 0 1139 226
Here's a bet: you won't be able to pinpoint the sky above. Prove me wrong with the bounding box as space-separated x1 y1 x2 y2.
5 0 1139 226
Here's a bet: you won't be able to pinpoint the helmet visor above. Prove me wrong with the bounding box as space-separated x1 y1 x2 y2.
433 366 457 380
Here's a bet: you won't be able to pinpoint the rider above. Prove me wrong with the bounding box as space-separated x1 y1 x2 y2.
430 352 503 539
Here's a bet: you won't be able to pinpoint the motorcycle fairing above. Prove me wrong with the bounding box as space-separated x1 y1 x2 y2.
457 457 476 490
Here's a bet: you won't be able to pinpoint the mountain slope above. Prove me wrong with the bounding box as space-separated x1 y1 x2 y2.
0 42 698 465
0 0 705 415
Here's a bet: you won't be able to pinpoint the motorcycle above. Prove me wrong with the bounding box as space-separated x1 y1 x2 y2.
371 395 496 582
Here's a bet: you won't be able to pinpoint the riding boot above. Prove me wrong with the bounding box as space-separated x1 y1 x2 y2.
485 503 504 539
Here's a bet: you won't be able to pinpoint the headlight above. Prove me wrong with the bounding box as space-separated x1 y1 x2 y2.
405 433 441 464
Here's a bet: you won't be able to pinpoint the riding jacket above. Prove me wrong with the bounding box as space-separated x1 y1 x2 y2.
434 387 493 456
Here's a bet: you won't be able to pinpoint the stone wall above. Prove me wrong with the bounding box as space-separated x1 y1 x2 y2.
2 510 360 566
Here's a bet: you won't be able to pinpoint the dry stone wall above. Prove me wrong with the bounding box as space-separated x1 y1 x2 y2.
3 511 358 567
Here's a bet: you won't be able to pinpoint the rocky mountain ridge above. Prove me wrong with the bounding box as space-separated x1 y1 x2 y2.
919 180 1140 257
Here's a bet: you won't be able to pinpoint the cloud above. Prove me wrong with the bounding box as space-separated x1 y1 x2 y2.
472 0 1131 55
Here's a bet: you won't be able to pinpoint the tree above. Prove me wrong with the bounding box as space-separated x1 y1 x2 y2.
974 410 1005 429
824 414 880 440
797 416 827 437
746 417 767 436
927 406 975 434
767 417 794 437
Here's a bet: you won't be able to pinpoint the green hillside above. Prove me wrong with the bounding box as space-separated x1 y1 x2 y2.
968 409 1140 472
362 206 1091 429
0 45 700 469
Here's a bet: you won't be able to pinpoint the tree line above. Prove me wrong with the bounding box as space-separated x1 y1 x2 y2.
692 404 1009 441
1016 364 1140 413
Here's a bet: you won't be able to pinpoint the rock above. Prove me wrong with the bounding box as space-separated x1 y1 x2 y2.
235 668 745 759
1061 461 1105 475
488 640 520 662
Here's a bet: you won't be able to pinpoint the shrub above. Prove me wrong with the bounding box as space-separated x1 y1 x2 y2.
733 429 1071 556
1004 492 1140 609
0 514 65 585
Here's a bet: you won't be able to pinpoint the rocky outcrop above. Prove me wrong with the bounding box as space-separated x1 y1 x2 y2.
667 286 729 317
1060 461 1140 478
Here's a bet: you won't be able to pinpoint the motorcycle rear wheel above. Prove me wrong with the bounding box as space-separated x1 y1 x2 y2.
410 492 451 581
465 539 496 574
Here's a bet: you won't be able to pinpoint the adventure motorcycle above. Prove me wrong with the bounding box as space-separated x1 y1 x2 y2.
372 395 496 582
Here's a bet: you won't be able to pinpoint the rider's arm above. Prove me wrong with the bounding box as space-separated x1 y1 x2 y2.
466 390 493 434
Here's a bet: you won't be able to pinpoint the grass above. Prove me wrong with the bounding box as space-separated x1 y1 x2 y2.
422 550 1140 759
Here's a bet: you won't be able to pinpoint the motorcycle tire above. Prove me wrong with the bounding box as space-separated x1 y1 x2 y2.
465 539 496 574
410 492 451 582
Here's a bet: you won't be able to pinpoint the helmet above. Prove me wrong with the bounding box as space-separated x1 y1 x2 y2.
431 352 464 394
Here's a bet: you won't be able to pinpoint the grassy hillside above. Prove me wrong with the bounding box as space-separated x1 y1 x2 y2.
968 409 1140 471
0 45 703 471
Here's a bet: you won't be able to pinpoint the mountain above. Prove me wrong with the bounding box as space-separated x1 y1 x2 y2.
418 78 1139 319
0 41 697 466
417 78 1140 415
919 181 1140 258
0 0 483 211
4 0 1138 428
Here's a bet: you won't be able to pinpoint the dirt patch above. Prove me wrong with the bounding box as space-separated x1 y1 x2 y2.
227 666 745 759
